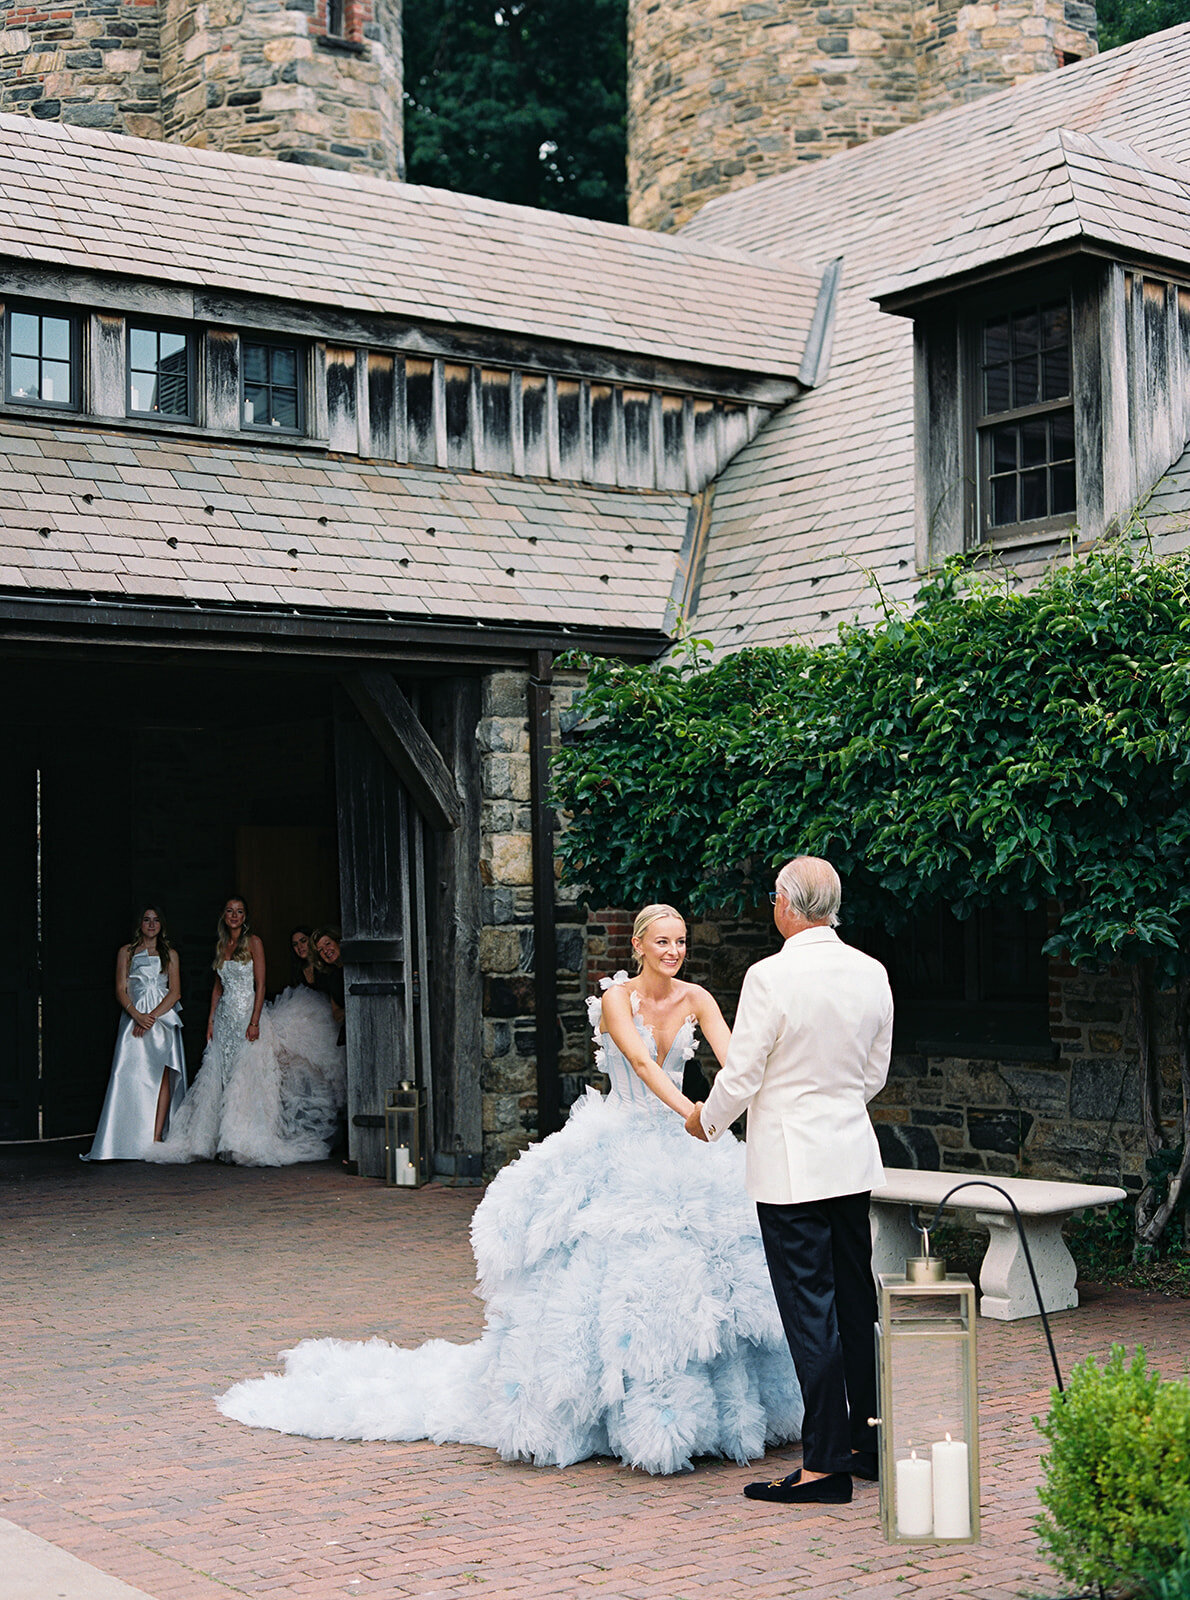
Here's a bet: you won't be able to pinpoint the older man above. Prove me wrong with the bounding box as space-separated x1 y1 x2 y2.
686 856 893 1505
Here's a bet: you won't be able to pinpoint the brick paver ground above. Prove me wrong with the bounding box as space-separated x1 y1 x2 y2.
2 1151 1187 1600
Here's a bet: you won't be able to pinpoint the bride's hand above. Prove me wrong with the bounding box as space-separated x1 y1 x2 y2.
246 1022 260 1041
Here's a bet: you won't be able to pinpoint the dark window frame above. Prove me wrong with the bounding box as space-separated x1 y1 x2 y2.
857 903 1053 1060
3 301 81 411
963 276 1077 547
126 319 197 423
240 336 306 435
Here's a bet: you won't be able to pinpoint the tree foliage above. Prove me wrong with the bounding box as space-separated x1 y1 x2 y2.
1098 0 1190 51
556 548 1190 981
403 0 628 222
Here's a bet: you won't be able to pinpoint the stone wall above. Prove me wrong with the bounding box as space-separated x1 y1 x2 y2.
627 0 1098 232
873 956 1175 1193
0 0 163 135
159 0 402 174
478 667 587 1176
0 0 402 177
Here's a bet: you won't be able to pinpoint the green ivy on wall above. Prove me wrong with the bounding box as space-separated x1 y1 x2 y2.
553 545 1190 1253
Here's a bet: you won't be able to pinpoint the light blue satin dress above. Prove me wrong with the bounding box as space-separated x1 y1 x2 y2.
83 950 187 1160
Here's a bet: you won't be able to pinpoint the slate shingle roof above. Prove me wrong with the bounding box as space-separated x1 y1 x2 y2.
879 128 1190 302
0 114 819 380
0 418 689 632
680 24 1190 650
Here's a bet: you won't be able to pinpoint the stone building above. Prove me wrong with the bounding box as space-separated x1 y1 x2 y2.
0 0 402 174
2 0 1189 1196
627 0 1100 231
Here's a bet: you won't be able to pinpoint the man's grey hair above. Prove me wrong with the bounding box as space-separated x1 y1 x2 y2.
775 856 841 927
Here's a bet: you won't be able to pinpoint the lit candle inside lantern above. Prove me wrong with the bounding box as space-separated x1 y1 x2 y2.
931 1433 971 1538
393 1144 413 1184
895 1450 933 1537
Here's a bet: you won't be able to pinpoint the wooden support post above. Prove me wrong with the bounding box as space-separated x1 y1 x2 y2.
529 650 561 1138
342 670 463 832
426 677 484 1180
334 691 411 1179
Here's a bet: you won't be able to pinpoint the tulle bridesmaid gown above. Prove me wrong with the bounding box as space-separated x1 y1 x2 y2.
217 974 803 1474
83 950 187 1161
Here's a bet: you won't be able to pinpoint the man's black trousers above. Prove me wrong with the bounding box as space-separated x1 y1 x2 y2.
756 1190 878 1474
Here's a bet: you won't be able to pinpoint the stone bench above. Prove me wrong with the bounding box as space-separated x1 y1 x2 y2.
870 1169 1127 1321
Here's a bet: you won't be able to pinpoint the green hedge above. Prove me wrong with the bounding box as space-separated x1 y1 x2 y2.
1036 1347 1190 1594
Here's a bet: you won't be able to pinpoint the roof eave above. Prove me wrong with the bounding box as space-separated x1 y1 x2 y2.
875 236 1190 317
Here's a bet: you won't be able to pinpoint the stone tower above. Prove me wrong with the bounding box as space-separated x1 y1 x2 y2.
0 0 403 178
627 0 1099 232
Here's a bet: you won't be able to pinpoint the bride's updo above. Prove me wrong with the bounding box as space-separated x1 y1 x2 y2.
631 903 685 971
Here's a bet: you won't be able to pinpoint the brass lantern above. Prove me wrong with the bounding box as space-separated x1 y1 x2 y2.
385 1082 428 1188
875 1260 980 1544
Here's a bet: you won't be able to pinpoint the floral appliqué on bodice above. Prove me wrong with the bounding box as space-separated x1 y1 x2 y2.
585 970 698 1112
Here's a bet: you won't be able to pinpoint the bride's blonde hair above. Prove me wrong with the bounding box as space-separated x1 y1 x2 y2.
631 903 685 972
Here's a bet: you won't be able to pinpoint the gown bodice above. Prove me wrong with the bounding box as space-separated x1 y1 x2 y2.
217 957 257 1022
586 973 697 1117
127 949 180 1026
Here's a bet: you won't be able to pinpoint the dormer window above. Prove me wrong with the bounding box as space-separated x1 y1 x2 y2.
976 297 1076 538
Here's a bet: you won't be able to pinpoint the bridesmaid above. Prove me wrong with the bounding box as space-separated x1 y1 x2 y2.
289 927 317 991
83 906 187 1160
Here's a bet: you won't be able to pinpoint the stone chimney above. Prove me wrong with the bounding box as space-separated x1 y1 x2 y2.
0 0 404 178
627 0 1098 232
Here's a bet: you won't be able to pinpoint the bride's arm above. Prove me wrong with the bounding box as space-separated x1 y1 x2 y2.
601 986 695 1119
689 986 731 1067
246 935 266 1040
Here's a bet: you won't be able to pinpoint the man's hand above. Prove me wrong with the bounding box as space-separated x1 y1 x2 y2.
685 1103 709 1141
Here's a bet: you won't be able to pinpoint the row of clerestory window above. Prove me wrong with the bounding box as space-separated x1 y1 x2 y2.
3 305 301 433
0 300 763 492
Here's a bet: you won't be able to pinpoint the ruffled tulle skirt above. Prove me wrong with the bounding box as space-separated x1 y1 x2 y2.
148 986 345 1166
217 1089 803 1473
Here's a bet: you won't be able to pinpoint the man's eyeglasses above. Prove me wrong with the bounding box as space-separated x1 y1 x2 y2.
769 891 782 906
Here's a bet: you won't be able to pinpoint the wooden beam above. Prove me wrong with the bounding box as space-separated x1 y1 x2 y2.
529 649 561 1139
342 669 463 832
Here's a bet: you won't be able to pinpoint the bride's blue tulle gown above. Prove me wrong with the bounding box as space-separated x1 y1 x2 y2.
217 975 803 1474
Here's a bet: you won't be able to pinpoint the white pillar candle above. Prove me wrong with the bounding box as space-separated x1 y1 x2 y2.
393 1145 413 1185
895 1451 933 1537
931 1434 971 1538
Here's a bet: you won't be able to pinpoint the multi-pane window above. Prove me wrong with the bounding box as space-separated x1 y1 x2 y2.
128 324 193 419
977 298 1075 534
5 306 77 408
242 339 303 432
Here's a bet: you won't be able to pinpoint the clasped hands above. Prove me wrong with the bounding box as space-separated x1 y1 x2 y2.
684 1102 709 1142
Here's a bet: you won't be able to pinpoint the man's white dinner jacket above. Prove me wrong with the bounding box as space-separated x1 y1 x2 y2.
700 926 893 1206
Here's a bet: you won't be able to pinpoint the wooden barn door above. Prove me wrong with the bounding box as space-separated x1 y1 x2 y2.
334 695 417 1178
0 755 40 1140
39 729 133 1137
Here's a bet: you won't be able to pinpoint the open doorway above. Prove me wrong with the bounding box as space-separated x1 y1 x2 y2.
1 658 340 1142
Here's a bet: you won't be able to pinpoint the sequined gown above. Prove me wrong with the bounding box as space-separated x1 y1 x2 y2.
148 958 345 1166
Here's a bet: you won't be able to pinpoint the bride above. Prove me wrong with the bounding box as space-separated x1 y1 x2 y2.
149 896 345 1167
218 904 803 1474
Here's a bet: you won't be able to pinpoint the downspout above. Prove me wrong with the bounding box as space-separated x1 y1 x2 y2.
528 648 561 1138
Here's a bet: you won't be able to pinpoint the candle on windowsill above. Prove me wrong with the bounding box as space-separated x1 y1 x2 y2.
895 1450 933 1537
931 1433 971 1538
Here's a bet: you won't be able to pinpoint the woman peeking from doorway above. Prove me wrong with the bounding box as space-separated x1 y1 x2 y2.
82 905 187 1161
148 896 346 1167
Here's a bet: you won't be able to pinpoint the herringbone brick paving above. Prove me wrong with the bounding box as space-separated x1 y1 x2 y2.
1 1153 1186 1599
